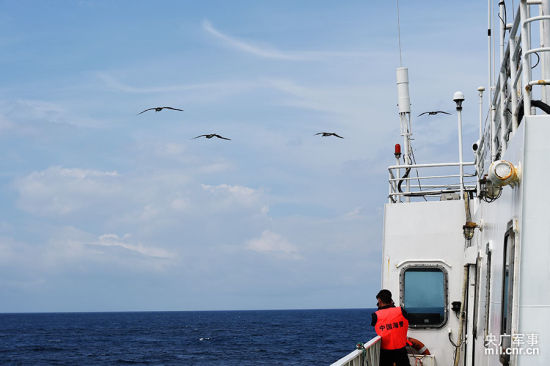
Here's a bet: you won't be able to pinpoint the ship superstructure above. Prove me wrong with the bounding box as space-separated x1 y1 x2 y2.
333 1 550 365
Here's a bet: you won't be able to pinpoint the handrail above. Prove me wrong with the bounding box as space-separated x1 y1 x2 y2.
387 162 477 203
388 162 474 169
330 336 381 366
523 14 550 24
391 188 476 198
389 173 476 182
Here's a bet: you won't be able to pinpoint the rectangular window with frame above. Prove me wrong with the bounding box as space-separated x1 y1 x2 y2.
401 266 447 328
484 243 492 342
500 226 515 365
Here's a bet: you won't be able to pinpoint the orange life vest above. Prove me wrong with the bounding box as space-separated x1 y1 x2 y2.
374 306 409 350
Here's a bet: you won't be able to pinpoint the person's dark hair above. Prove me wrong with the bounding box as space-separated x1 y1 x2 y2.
376 289 393 304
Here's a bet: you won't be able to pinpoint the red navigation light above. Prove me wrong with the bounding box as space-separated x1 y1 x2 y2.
394 144 402 158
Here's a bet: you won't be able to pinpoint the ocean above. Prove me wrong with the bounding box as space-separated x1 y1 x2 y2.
0 308 377 365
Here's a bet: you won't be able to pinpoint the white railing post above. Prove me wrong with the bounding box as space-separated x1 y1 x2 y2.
488 0 496 161
478 87 485 143
454 92 466 199
499 0 509 153
477 87 485 196
509 37 520 133
389 170 393 203
330 336 381 366
521 0 533 118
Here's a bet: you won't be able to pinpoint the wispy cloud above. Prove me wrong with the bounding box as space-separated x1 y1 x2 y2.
202 20 307 61
263 78 372 121
202 20 369 61
6 99 104 128
92 233 174 259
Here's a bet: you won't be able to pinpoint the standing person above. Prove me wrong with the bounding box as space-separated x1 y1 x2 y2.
371 289 411 366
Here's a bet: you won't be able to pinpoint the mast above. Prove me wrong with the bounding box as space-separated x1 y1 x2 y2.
396 67 412 202
394 0 413 202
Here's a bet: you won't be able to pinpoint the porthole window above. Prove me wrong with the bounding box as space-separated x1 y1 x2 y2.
400 265 448 328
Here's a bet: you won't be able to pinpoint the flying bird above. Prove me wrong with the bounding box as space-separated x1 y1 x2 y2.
138 106 184 114
418 111 451 117
315 132 344 138
193 134 231 140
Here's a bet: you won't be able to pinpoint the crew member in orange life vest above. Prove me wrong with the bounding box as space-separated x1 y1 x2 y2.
371 289 411 366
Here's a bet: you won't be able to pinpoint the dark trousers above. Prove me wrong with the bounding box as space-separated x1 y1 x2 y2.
380 347 411 366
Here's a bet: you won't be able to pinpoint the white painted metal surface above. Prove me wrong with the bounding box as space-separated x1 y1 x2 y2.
516 116 550 365
383 200 466 366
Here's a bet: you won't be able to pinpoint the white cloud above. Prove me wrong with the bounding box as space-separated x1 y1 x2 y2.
263 78 376 123
246 230 301 259
156 142 185 157
201 183 262 207
342 206 366 219
138 204 160 221
0 114 15 133
1 228 175 273
15 166 121 216
169 197 187 211
14 165 268 231
93 233 174 259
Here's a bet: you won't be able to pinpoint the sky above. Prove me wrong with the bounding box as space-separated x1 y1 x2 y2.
0 0 488 312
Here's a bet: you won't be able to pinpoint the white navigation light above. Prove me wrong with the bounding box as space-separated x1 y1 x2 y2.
453 91 465 109
453 91 465 102
488 160 519 187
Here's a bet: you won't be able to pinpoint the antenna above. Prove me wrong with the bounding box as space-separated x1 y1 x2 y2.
395 0 412 201
396 0 403 66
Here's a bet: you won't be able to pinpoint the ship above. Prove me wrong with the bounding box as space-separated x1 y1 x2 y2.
332 1 550 365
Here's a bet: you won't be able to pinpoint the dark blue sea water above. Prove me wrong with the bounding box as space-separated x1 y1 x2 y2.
0 309 377 365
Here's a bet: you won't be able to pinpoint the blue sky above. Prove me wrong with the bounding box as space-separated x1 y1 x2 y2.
0 0 487 312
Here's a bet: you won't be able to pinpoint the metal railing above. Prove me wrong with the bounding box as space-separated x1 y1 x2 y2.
388 162 477 203
480 0 550 177
330 336 381 366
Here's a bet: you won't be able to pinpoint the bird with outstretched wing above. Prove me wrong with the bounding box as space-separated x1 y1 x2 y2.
315 132 344 138
138 106 184 115
193 134 231 140
418 111 451 117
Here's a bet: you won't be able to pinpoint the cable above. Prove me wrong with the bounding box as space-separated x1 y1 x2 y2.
397 166 411 194
498 1 507 35
409 145 427 201
517 99 550 123
449 331 462 348
531 52 540 69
